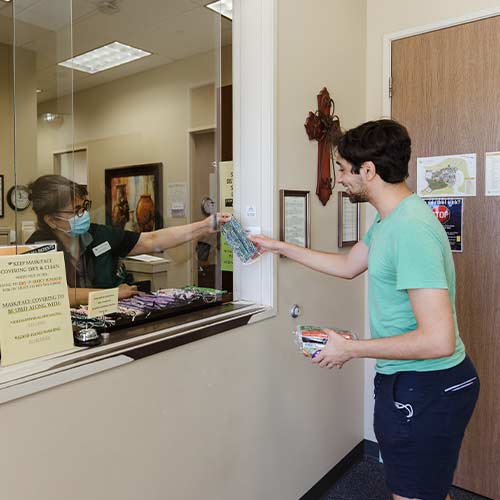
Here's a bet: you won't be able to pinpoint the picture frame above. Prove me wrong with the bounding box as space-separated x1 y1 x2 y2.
105 163 163 232
338 191 360 247
0 175 4 218
279 189 311 248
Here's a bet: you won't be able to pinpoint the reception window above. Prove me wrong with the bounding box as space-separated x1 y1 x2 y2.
1 0 237 340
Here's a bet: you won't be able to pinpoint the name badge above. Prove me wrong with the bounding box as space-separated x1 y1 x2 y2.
92 241 112 257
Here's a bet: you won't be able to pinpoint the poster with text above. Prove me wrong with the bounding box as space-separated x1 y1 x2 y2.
0 252 74 366
219 161 234 272
424 198 464 252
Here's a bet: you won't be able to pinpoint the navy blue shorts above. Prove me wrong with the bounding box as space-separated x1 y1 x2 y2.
373 355 479 500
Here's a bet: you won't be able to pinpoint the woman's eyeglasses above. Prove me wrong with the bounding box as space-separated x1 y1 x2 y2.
57 199 92 217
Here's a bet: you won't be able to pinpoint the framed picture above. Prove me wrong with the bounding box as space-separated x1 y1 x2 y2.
279 189 311 248
338 191 360 247
0 175 4 218
105 163 163 232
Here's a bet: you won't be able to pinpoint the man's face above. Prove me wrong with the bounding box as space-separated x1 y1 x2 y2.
335 154 369 203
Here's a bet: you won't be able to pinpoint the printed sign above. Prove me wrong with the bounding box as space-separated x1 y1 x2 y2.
424 198 464 252
219 161 234 272
88 288 119 318
0 252 74 366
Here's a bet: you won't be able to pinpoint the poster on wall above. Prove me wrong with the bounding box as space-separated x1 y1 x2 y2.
167 182 187 218
485 151 500 196
0 252 74 366
219 161 233 272
424 198 464 252
417 154 476 198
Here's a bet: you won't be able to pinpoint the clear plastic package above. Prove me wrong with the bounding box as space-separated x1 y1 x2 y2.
294 324 358 358
221 217 260 264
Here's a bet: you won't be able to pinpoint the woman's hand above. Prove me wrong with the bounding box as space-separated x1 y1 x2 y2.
203 213 232 233
311 329 354 369
248 234 283 254
118 283 142 300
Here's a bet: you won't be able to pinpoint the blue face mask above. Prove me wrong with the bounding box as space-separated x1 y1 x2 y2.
54 211 91 238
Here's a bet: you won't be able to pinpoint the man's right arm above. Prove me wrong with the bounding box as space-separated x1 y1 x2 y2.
249 235 368 279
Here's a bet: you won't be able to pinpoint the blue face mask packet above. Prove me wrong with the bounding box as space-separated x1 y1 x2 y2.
221 217 260 263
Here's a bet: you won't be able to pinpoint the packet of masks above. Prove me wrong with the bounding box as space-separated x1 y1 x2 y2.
221 217 260 264
294 324 358 358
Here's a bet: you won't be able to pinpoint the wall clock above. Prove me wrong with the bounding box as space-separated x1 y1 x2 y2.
7 185 31 211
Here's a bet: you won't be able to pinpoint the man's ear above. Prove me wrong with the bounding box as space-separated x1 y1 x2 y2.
362 161 377 181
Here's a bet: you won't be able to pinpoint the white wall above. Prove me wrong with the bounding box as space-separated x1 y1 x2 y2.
0 2 368 499
362 0 500 442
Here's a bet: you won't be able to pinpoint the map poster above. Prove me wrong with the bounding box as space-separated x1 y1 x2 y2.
417 154 476 198
0 252 74 366
424 198 464 253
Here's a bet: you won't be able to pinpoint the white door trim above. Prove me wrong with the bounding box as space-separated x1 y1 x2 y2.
233 0 277 319
382 7 500 117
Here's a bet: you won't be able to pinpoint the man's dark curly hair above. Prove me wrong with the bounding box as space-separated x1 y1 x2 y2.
337 119 411 183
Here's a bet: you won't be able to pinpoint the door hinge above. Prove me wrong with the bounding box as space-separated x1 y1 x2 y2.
389 77 393 98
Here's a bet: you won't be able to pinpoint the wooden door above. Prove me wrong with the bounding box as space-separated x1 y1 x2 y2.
391 17 500 499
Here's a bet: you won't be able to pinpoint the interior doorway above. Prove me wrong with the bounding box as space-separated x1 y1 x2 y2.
390 15 500 499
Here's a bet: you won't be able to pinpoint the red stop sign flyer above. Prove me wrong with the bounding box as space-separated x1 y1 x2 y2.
424 198 463 252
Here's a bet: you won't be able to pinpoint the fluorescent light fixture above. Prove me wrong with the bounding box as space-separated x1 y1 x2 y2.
205 0 232 20
58 41 151 74
40 112 63 123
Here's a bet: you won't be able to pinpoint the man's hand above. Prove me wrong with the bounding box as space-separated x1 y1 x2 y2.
248 234 283 254
118 283 142 300
312 329 353 369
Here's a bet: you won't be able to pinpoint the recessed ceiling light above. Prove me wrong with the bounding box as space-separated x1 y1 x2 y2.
36 89 44 94
58 41 151 74
205 0 232 21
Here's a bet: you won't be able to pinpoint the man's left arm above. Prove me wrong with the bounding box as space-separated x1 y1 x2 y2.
313 288 456 369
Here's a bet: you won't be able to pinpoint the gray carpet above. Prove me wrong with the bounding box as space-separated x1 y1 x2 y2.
320 457 491 500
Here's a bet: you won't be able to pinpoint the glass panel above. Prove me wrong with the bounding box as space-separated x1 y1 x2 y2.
9 0 233 338
0 1 14 246
12 0 75 293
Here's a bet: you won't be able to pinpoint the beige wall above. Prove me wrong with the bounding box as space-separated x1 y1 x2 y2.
0 2 368 499
363 0 500 442
0 43 37 234
37 46 231 286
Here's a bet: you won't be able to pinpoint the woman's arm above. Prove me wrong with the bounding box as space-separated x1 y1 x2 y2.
129 214 231 255
68 284 140 306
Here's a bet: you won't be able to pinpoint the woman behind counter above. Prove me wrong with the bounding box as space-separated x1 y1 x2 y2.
27 175 230 306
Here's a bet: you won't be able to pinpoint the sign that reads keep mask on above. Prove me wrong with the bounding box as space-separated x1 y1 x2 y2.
0 252 74 366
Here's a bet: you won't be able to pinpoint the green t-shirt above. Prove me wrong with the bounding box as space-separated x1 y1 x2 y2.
363 194 465 374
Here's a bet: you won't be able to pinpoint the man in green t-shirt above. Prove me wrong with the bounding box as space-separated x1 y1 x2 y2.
250 120 479 500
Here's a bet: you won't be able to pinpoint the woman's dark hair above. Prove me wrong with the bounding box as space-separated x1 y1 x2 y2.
337 119 411 183
28 175 88 229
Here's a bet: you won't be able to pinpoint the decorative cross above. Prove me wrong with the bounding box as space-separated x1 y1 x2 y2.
304 87 342 206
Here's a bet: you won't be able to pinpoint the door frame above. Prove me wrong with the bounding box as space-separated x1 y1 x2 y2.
382 6 500 116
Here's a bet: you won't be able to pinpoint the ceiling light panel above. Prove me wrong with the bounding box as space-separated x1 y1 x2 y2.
58 41 151 74
205 0 232 20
